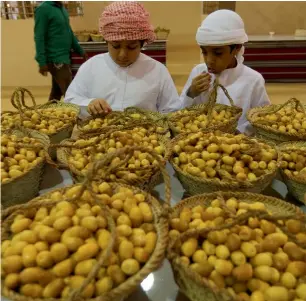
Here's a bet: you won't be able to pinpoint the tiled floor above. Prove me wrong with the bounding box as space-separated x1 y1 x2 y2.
1 82 306 111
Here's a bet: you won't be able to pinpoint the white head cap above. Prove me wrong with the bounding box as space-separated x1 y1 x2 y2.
196 10 248 63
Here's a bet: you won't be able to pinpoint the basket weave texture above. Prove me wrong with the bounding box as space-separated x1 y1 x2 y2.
1 127 50 208
247 98 306 144
278 141 306 204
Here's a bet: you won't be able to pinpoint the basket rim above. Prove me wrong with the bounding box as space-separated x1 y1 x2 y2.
1 181 169 301
247 104 306 140
169 131 280 189
1 128 50 187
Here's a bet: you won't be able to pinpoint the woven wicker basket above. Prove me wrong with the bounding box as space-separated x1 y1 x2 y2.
247 98 306 144
168 82 242 137
90 33 104 42
57 125 171 191
78 106 169 138
1 127 50 208
278 141 306 204
169 131 281 195
9 87 80 158
156 31 169 40
76 32 90 42
167 191 305 301
1 146 170 301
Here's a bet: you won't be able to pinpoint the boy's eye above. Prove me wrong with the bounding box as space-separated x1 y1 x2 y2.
214 52 223 56
128 46 137 50
112 44 120 49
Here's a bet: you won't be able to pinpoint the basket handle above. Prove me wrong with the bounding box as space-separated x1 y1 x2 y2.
206 79 236 121
83 145 171 208
10 87 76 122
11 87 37 111
258 98 305 116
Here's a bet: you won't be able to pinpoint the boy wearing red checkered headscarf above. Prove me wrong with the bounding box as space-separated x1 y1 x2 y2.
65 2 181 118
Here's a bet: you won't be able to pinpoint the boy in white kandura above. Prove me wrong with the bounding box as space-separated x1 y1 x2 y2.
65 2 181 118
180 9 271 135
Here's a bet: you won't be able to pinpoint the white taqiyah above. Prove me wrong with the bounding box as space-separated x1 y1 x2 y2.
196 9 248 63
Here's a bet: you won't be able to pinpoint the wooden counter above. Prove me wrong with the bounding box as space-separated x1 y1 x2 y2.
71 40 167 76
244 35 306 83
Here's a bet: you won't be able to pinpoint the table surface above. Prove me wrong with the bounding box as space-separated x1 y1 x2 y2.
3 164 306 301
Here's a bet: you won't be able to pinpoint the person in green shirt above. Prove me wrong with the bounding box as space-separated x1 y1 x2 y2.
34 1 87 101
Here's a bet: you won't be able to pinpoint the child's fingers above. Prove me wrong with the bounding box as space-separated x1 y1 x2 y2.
197 83 210 92
194 74 211 84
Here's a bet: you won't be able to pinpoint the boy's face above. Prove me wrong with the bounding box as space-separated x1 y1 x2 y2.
108 40 142 67
201 45 241 74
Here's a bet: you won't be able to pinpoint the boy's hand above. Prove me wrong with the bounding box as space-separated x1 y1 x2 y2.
187 73 211 98
88 99 112 116
39 65 48 76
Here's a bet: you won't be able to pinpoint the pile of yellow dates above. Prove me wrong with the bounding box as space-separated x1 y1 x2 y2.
2 184 157 298
67 127 166 180
170 198 306 301
172 132 278 182
1 134 45 183
2 108 77 135
170 109 234 133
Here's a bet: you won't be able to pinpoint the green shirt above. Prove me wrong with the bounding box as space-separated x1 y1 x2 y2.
34 1 84 67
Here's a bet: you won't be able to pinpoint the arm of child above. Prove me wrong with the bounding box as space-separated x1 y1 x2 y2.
179 65 211 108
64 60 96 118
239 76 271 135
251 76 271 108
156 65 181 113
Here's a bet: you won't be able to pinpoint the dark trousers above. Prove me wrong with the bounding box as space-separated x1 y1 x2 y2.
48 64 72 101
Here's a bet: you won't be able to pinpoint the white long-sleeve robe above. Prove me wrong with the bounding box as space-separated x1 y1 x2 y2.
180 63 271 135
65 53 181 118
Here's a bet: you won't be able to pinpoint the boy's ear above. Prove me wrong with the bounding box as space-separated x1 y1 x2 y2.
236 45 243 51
233 44 243 55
